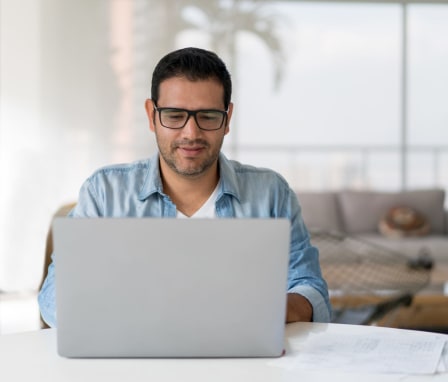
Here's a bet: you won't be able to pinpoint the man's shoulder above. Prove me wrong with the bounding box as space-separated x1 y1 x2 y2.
87 157 153 181
223 156 288 185
81 156 160 202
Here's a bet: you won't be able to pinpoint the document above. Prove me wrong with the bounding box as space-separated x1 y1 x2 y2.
272 326 447 375
438 341 448 373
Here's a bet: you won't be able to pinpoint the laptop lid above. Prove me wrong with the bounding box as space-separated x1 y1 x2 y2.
54 218 290 358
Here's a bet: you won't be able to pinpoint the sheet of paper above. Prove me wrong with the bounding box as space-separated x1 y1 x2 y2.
272 328 447 375
437 341 448 373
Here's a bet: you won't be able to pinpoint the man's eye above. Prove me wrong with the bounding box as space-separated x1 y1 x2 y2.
165 112 185 121
198 112 220 121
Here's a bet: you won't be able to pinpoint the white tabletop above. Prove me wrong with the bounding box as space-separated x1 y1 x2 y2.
1 323 447 382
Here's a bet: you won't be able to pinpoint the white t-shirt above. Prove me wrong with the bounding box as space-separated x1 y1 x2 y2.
176 181 220 218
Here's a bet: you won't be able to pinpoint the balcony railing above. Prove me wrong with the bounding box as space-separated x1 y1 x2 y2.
224 144 448 192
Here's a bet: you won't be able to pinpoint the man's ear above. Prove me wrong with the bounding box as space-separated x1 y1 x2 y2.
224 102 233 135
145 99 156 132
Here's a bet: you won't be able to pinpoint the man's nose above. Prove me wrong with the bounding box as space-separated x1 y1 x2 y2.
181 115 202 137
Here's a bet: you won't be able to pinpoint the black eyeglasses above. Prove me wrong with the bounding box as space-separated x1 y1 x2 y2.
154 106 228 131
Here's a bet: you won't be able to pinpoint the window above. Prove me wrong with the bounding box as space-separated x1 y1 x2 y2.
408 4 448 188
231 2 402 189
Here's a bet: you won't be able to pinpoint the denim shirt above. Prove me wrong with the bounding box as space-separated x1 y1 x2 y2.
38 153 331 327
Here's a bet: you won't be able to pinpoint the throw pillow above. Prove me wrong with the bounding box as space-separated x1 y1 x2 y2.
296 191 343 232
378 206 430 238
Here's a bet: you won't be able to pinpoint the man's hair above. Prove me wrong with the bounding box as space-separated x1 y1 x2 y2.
151 47 232 110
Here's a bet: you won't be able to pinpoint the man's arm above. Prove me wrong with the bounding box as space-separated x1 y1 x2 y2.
38 261 57 327
286 188 332 322
286 293 313 322
38 180 102 328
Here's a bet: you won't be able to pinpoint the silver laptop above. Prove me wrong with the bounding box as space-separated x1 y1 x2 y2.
53 218 290 358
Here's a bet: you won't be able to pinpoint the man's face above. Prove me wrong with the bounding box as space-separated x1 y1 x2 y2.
146 76 233 179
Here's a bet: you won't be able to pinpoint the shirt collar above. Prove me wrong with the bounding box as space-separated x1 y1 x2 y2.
217 152 240 202
138 153 164 201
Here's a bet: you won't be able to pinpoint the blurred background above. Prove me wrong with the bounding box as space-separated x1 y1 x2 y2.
1 0 447 333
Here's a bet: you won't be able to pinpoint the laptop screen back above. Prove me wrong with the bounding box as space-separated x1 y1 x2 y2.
54 218 290 358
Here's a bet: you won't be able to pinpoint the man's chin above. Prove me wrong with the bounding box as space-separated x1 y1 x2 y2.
166 160 202 176
175 166 206 178
163 154 217 178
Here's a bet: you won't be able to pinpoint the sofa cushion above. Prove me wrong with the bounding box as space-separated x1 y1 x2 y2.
445 210 448 234
296 191 342 232
338 189 446 234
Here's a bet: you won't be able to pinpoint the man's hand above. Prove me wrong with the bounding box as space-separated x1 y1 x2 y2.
286 293 313 323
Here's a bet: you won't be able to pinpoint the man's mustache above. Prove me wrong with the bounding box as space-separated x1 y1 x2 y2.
173 139 209 148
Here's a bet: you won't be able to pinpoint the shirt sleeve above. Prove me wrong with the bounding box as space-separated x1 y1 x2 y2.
286 189 332 322
288 285 331 322
38 260 57 327
37 178 102 328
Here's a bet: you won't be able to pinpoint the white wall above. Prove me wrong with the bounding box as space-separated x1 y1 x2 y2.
0 0 156 291
0 0 43 290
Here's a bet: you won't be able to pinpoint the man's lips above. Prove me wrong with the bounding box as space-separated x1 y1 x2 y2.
175 140 208 156
177 145 205 156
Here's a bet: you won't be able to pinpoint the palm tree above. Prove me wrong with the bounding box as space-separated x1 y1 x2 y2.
182 0 285 89
131 0 286 156
178 0 287 155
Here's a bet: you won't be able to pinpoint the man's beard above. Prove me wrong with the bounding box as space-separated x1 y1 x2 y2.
157 138 222 178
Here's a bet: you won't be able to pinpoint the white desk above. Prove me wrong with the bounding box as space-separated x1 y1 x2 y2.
1 323 446 382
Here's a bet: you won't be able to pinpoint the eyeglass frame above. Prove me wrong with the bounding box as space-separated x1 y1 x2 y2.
153 105 229 131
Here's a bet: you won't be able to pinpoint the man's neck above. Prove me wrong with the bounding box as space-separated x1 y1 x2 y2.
160 162 220 217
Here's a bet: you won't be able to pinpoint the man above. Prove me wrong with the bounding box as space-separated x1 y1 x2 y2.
39 47 331 328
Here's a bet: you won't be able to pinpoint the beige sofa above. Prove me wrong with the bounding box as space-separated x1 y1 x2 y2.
297 188 448 292
296 188 448 328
